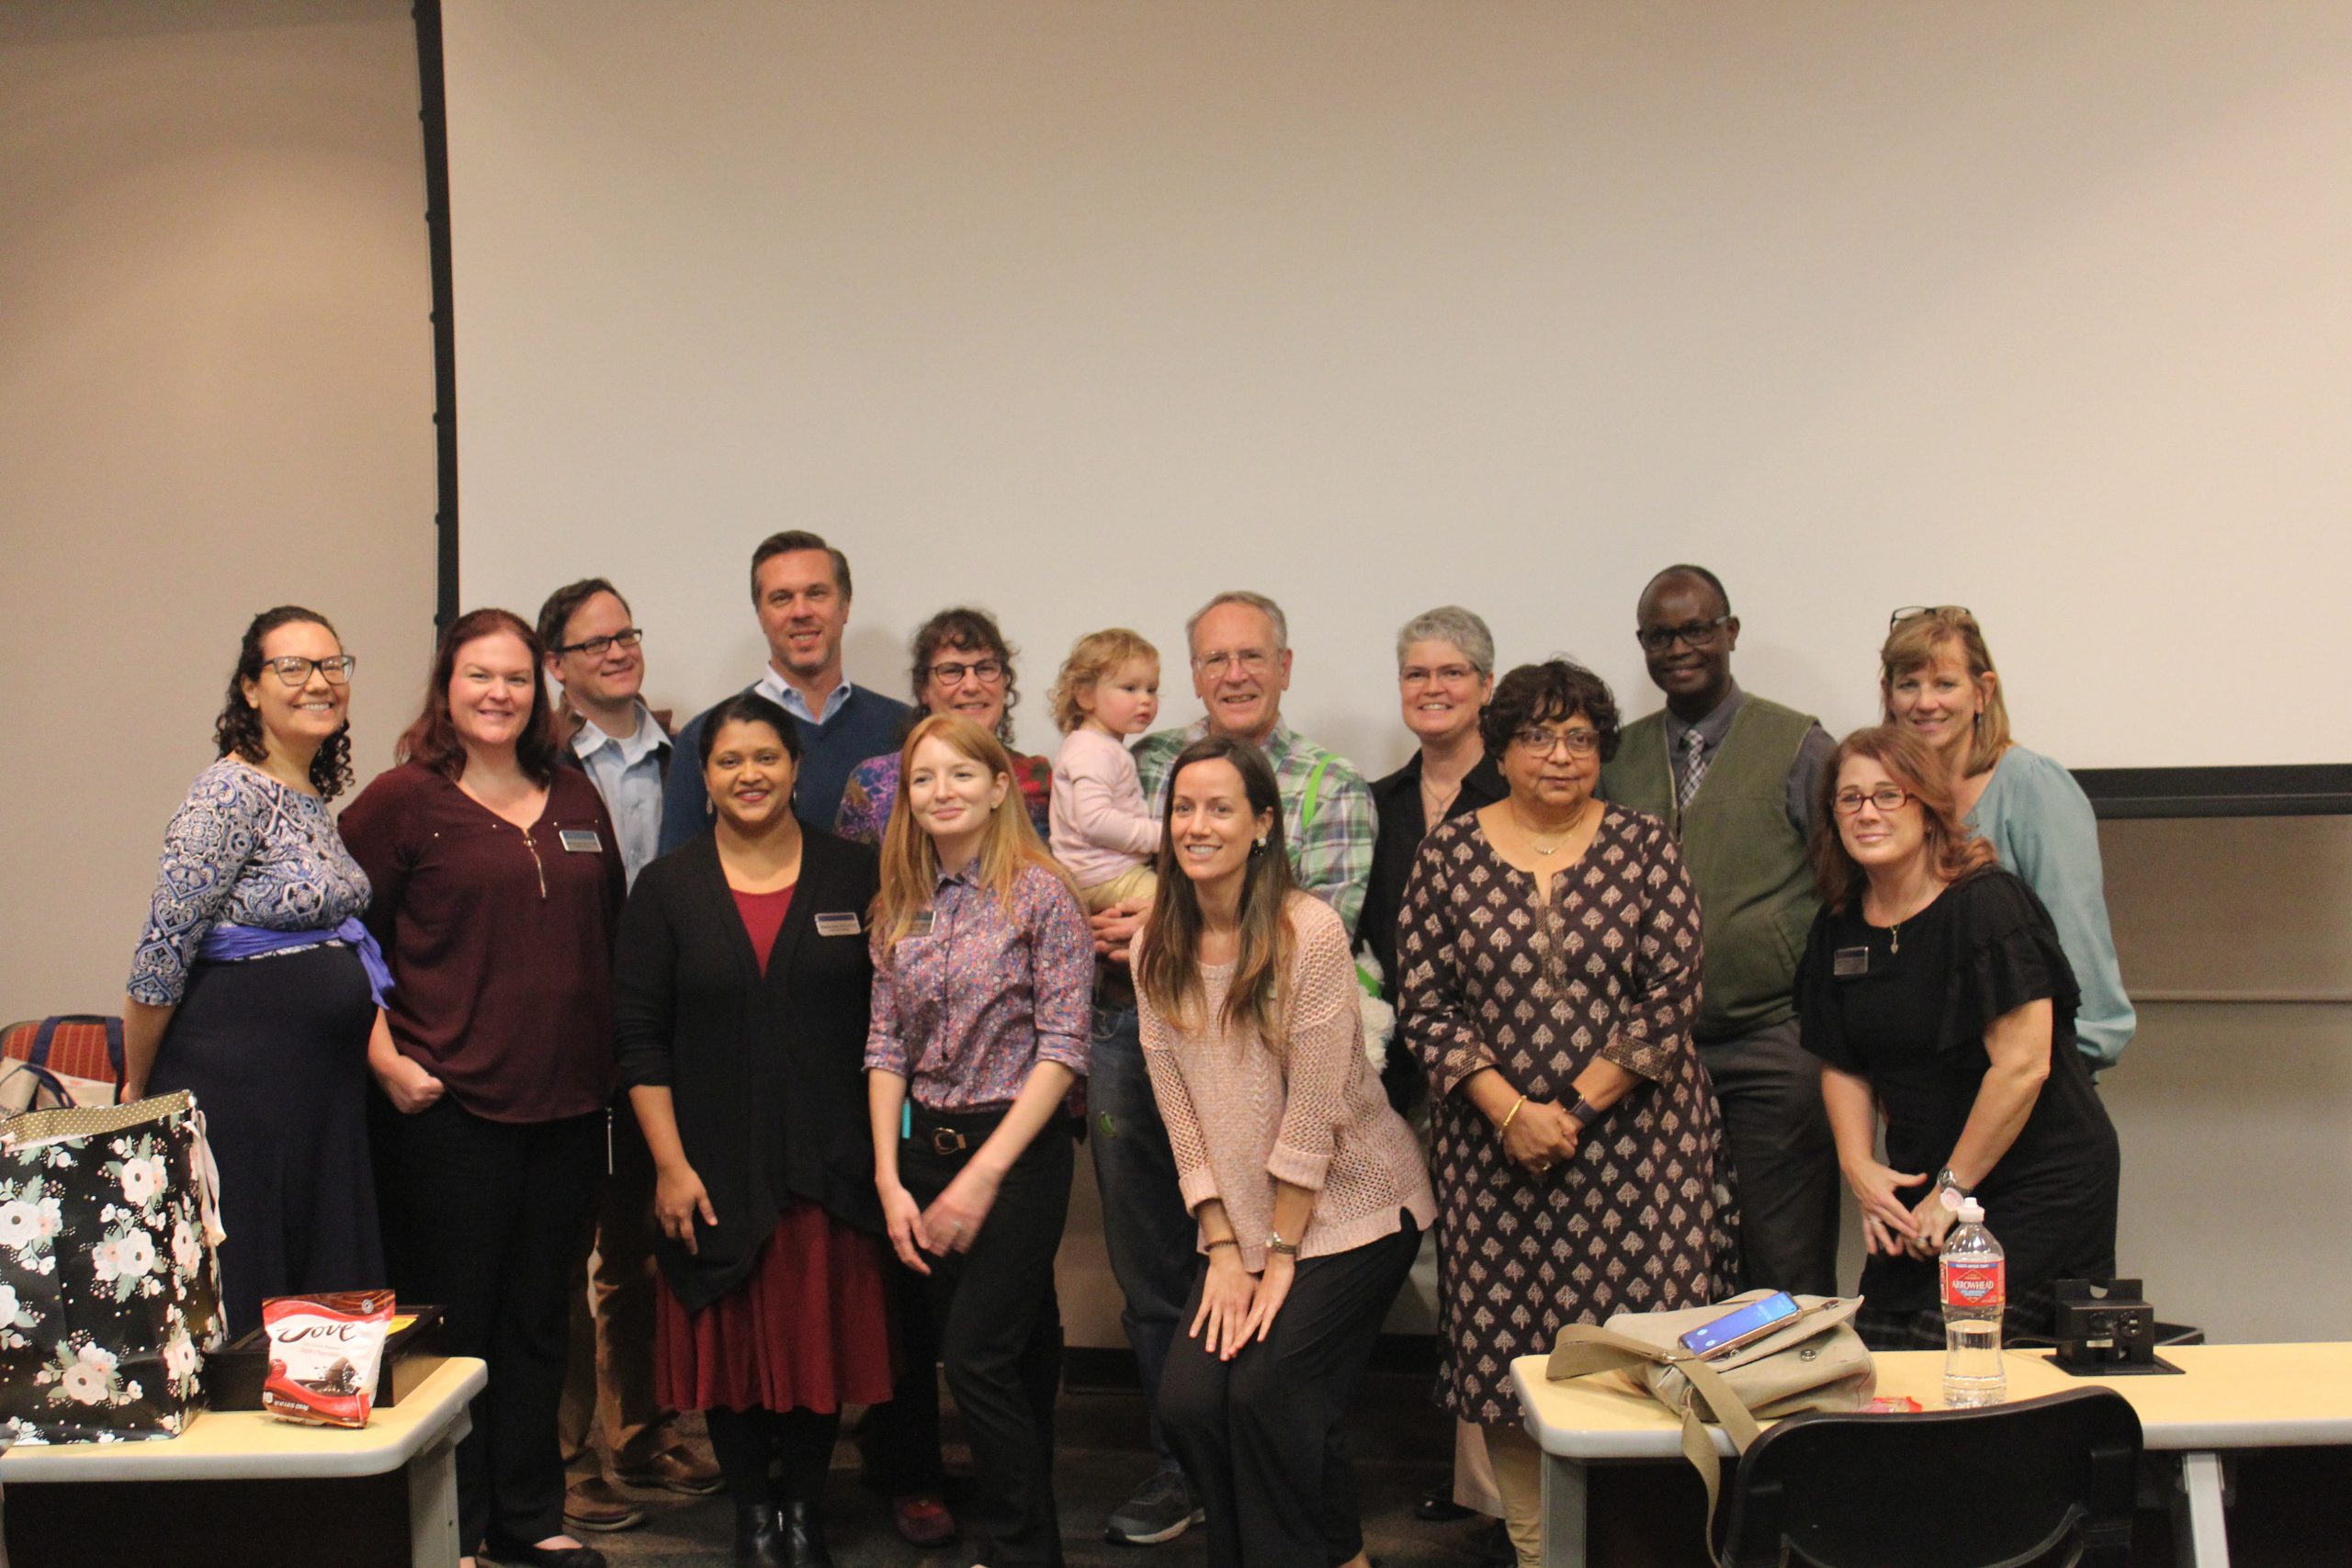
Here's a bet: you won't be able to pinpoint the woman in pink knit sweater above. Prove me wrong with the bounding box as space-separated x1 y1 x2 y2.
1134 737 1437 1568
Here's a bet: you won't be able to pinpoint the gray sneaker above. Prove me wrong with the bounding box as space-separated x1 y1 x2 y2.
1104 1470 1204 1545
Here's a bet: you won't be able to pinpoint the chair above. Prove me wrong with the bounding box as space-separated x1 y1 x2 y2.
1714 1387 2143 1568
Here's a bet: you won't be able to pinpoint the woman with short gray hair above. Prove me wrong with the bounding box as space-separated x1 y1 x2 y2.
1357 606 1503 1114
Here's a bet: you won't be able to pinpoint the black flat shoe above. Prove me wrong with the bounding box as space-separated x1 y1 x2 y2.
776 1499 835 1568
1414 1480 1474 1523
481 1540 608 1568
735 1502 788 1568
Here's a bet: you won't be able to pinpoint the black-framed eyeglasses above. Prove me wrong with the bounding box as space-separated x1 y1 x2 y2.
1635 616 1733 653
1399 663 1481 687
1509 726 1601 758
1832 784 1912 815
265 655 356 685
555 627 643 658
1889 605 1974 630
927 658 1006 686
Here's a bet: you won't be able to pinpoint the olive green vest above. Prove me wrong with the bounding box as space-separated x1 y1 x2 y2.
1601 694 1822 1043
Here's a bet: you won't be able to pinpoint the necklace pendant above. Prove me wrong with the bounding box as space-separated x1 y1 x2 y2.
1891 925 1901 954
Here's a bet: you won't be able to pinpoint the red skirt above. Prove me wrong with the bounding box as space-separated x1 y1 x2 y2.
655 1199 896 1413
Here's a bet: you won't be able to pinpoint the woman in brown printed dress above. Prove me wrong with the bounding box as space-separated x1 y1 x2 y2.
1397 659 1736 1568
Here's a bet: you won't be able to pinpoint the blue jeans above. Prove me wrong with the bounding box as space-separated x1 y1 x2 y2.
1088 1003 1196 1474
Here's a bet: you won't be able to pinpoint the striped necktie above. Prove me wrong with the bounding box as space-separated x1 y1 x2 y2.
1678 727 1711 810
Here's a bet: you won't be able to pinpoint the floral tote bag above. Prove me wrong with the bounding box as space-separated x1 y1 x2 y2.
0 1090 226 1443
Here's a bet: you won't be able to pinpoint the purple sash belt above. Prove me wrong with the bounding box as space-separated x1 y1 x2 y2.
198 916 394 1008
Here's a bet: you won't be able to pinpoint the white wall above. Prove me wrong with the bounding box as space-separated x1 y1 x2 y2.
3 3 2344 1353
0 2 436 1019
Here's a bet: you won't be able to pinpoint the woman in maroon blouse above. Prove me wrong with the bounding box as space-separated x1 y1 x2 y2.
342 608 624 1568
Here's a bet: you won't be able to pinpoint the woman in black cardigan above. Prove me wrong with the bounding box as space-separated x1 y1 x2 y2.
615 694 890 1568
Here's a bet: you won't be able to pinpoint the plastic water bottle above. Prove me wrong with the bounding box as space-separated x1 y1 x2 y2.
1940 1197 2007 1406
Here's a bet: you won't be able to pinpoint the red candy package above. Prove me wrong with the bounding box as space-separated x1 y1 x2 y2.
259 1290 397 1428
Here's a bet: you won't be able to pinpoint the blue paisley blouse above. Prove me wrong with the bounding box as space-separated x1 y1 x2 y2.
128 759 373 1006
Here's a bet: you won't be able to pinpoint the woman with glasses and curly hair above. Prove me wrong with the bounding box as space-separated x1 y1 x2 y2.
1880 607 2133 1071
123 605 384 1337
1796 724 2119 1351
1397 659 1734 1568
834 607 1053 848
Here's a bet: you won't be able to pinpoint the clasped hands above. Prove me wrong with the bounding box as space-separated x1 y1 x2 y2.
878 1163 1002 1276
1189 1247 1296 1360
1499 1095 1581 1175
1844 1157 1961 1258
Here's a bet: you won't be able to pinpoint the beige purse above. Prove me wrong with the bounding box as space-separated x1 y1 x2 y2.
1545 1292 1876 1555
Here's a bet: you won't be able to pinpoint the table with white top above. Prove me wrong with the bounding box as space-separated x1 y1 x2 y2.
1512 1342 2352 1568
0 1354 483 1567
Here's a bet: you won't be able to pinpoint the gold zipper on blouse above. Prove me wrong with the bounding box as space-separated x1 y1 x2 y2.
519 822 548 899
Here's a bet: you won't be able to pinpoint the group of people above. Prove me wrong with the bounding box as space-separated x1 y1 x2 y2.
126 531 2131 1568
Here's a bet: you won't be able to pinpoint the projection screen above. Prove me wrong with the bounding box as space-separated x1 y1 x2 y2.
439 1 2352 785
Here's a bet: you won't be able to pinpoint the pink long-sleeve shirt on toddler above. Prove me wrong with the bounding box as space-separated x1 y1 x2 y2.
1049 727 1161 889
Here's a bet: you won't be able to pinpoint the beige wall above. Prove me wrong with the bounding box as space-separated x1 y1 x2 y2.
0 0 437 1020
4 4 2344 1355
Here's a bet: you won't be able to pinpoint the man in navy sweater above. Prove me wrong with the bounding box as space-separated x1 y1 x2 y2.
660 530 912 849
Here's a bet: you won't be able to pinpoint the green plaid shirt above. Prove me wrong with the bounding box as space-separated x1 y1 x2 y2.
1134 718 1374 934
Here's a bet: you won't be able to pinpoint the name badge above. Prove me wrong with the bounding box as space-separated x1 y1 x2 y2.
815 912 862 938
559 828 604 853
1832 946 1871 978
908 910 936 938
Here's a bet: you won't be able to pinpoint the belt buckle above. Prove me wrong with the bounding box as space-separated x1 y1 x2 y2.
929 1125 968 1156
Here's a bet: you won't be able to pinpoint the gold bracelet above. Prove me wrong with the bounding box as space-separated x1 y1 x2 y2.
1204 1237 1239 1252
1497 1093 1528 1136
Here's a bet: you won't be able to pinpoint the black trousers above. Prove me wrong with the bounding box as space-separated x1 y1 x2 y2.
899 1109 1074 1568
369 1093 604 1552
1160 1218 1421 1568
1700 1016 1841 1298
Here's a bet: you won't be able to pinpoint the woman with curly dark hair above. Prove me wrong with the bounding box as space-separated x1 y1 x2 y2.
341 607 625 1568
124 605 385 1337
834 607 1053 848
1396 659 1735 1568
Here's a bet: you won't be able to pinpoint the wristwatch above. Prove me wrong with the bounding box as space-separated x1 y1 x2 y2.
1266 1229 1300 1257
1935 1167 1964 1213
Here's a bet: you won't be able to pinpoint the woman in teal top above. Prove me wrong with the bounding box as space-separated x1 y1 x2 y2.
1879 607 2134 1070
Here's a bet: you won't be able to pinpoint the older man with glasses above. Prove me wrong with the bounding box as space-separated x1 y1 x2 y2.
1599 563 1843 1300
1082 588 1375 1547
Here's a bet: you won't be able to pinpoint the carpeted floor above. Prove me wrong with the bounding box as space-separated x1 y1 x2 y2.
573 1369 1505 1568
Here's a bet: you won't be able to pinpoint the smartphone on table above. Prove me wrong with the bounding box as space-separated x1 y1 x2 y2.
1678 1292 1806 1359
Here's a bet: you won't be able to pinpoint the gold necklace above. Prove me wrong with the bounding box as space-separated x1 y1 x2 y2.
1512 797 1589 856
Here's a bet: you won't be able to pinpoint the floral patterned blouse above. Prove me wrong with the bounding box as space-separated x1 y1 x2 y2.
833 750 1054 849
864 863 1092 1111
128 760 372 1006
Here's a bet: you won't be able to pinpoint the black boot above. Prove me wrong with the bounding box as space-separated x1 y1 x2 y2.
734 1501 788 1568
776 1499 834 1568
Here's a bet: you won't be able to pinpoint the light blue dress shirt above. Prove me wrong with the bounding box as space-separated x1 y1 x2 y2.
573 701 670 888
754 669 853 727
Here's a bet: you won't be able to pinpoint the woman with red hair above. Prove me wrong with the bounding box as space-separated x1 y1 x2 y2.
1796 725 2119 1351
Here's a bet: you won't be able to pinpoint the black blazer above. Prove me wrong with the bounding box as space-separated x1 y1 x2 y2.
1358 750 1508 1111
613 826 881 1311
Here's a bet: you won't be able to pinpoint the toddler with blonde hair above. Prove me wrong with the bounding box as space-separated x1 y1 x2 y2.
1047 629 1162 911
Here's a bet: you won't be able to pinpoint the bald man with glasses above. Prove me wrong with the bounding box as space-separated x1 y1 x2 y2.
1600 564 1841 1298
